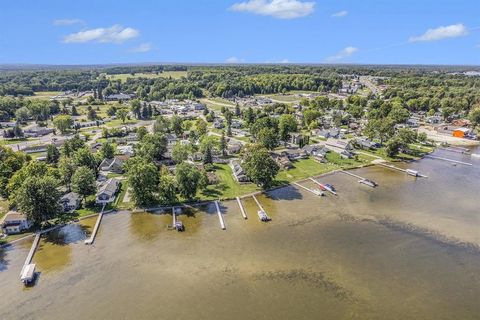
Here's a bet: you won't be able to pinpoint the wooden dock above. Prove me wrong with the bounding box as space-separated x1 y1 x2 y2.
340 170 378 187
214 201 226 230
424 154 473 166
309 178 337 195
252 194 271 221
376 163 428 178
84 204 106 245
293 182 324 196
172 206 176 226
20 233 41 277
236 197 248 219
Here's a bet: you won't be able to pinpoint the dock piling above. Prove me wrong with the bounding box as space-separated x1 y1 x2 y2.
214 201 226 230
20 233 41 278
236 197 248 219
84 204 106 245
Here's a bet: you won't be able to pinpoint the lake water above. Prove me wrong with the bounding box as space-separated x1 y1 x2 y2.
1 147 480 320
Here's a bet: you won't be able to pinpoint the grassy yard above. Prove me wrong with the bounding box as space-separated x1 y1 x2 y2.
29 91 62 100
198 155 371 201
106 71 187 82
198 164 260 201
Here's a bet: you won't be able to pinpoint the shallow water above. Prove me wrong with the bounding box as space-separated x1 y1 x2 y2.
1 148 479 320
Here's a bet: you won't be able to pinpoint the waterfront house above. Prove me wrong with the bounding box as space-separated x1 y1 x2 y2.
99 157 124 173
275 154 293 170
59 192 81 212
96 178 120 204
230 160 249 183
165 133 178 145
1 211 31 235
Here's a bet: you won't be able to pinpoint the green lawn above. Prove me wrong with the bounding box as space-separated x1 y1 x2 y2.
198 155 370 201
0 138 31 145
198 164 260 201
29 91 62 100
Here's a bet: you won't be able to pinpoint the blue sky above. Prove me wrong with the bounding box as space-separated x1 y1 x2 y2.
0 0 479 65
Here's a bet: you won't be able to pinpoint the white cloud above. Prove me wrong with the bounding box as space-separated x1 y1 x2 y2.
226 57 245 63
409 23 468 42
129 43 152 53
331 10 348 18
230 0 315 19
63 25 140 44
279 59 290 63
53 18 84 26
326 46 358 62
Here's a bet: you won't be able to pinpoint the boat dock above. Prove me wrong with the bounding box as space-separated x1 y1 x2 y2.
340 170 378 187
293 182 324 196
252 194 271 221
438 147 471 154
84 204 106 245
309 178 337 195
424 155 473 166
236 197 248 219
376 163 428 178
214 201 226 230
20 233 41 278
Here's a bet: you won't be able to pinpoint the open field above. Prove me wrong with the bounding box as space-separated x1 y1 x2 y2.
106 71 187 82
29 91 62 100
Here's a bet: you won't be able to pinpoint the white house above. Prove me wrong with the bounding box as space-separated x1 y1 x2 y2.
96 178 120 204
1 211 31 235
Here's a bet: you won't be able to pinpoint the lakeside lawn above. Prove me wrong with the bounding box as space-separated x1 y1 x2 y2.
198 155 372 202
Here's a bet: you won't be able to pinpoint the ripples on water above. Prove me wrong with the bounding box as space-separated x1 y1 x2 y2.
1 147 480 320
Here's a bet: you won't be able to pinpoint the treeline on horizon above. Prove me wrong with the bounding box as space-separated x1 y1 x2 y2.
1 64 480 118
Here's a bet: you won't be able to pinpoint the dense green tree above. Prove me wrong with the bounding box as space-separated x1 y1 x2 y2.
71 166 96 203
16 176 61 227
0 146 28 198
116 108 129 124
15 106 30 123
100 142 115 159
158 172 177 204
242 145 279 189
73 147 98 174
136 133 167 161
257 127 279 150
53 115 73 134
170 116 183 135
136 126 148 140
172 142 191 164
126 157 159 206
195 118 208 137
59 156 76 190
469 107 480 128
175 162 202 200
46 144 60 164
279 114 297 144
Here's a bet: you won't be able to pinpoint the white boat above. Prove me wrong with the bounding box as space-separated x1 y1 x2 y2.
21 264 36 285
406 169 419 177
471 153 480 158
257 210 271 222
359 179 378 187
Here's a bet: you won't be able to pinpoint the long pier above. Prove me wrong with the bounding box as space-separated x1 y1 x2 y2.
293 182 324 196
214 201 226 230
84 204 106 245
172 206 176 226
340 170 378 187
236 197 248 219
376 163 428 178
252 194 271 220
20 233 41 277
309 178 337 195
424 154 473 166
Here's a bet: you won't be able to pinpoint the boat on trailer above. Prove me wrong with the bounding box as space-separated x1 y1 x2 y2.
359 179 378 187
21 264 36 285
324 184 336 192
257 210 271 222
